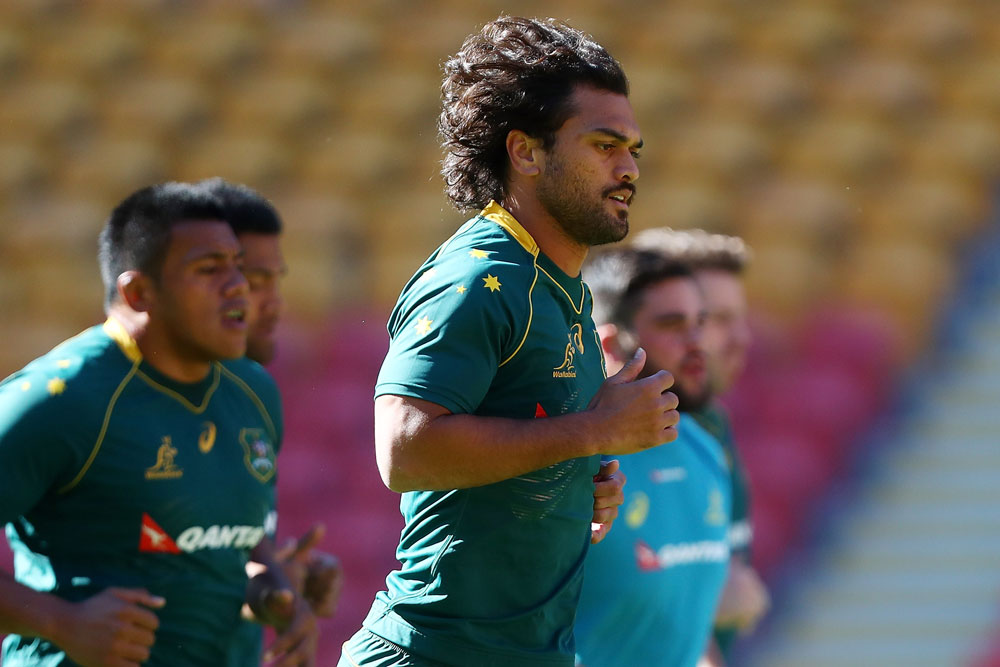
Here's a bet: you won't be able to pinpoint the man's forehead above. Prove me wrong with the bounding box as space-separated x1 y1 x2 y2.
565 87 641 141
170 219 240 258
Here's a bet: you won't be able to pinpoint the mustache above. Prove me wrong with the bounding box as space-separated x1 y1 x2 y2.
603 182 636 200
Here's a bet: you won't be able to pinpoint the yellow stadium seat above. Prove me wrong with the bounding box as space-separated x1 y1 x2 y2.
98 73 215 144
779 113 902 180
173 131 293 192
0 142 50 197
55 135 169 198
218 70 340 142
0 78 96 144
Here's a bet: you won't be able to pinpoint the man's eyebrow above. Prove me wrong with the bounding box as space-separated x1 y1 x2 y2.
185 248 236 261
651 312 686 324
593 128 643 149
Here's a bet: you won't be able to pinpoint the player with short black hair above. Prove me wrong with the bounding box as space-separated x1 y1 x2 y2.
0 181 315 666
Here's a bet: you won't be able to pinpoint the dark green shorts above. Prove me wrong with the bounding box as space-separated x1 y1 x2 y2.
338 630 426 667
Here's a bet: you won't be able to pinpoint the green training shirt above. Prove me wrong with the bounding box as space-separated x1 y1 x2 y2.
0 319 282 666
363 202 606 666
691 403 751 557
692 402 752 658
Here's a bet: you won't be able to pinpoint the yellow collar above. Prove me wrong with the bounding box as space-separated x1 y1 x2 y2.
481 201 539 257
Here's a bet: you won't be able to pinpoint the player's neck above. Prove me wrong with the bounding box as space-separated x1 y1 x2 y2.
108 307 213 383
502 192 588 277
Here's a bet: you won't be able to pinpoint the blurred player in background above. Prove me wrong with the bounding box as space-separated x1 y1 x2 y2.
576 247 732 667
0 181 316 665
634 228 770 664
205 177 345 663
340 15 679 667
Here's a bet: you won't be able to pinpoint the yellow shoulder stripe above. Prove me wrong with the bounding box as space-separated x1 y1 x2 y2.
58 361 140 494
482 201 539 257
103 317 142 363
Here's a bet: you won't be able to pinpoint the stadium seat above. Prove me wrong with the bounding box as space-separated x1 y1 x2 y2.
664 114 775 184
33 17 147 81
778 112 903 180
821 54 938 119
746 3 856 64
0 78 96 144
873 169 987 244
702 58 815 123
269 10 380 72
55 135 169 196
149 12 266 83
174 131 294 192
218 70 340 142
97 72 216 145
0 141 50 198
630 178 735 235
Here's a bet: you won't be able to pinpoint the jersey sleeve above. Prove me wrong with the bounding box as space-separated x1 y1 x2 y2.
0 371 85 524
376 255 526 415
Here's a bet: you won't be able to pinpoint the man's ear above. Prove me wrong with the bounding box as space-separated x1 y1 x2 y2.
117 271 154 313
505 129 545 177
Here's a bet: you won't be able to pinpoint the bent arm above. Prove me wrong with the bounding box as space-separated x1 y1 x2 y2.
377 349 679 492
0 572 71 639
375 394 602 492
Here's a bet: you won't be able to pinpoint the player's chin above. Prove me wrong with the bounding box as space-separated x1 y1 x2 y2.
215 338 248 360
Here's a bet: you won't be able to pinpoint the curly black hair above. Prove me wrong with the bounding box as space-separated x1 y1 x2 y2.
439 16 629 212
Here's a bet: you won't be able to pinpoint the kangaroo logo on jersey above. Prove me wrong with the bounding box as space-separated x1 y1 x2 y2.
239 428 276 482
705 487 726 526
198 421 216 454
553 323 585 378
145 436 183 480
625 491 650 529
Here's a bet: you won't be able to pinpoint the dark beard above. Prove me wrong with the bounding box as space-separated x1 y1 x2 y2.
635 353 713 413
672 381 713 413
536 159 632 247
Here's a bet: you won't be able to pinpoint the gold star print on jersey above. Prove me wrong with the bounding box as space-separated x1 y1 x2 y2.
0 319 283 665
373 201 607 666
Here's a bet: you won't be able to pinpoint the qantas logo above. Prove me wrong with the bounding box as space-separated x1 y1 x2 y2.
139 513 180 553
634 538 729 571
138 512 271 554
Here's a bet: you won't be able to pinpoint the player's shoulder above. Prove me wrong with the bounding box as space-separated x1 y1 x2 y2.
219 357 278 390
219 357 280 402
0 325 129 419
403 217 534 305
432 211 537 281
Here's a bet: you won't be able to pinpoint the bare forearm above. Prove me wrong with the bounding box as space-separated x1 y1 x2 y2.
0 574 70 641
376 396 601 491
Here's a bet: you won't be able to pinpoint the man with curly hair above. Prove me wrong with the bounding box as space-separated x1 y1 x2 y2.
340 15 679 667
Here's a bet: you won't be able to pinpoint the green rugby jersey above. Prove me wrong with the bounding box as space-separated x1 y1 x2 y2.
0 318 282 666
692 402 752 658
364 202 606 666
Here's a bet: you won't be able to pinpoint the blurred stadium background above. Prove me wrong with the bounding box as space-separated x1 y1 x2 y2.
1 0 999 664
